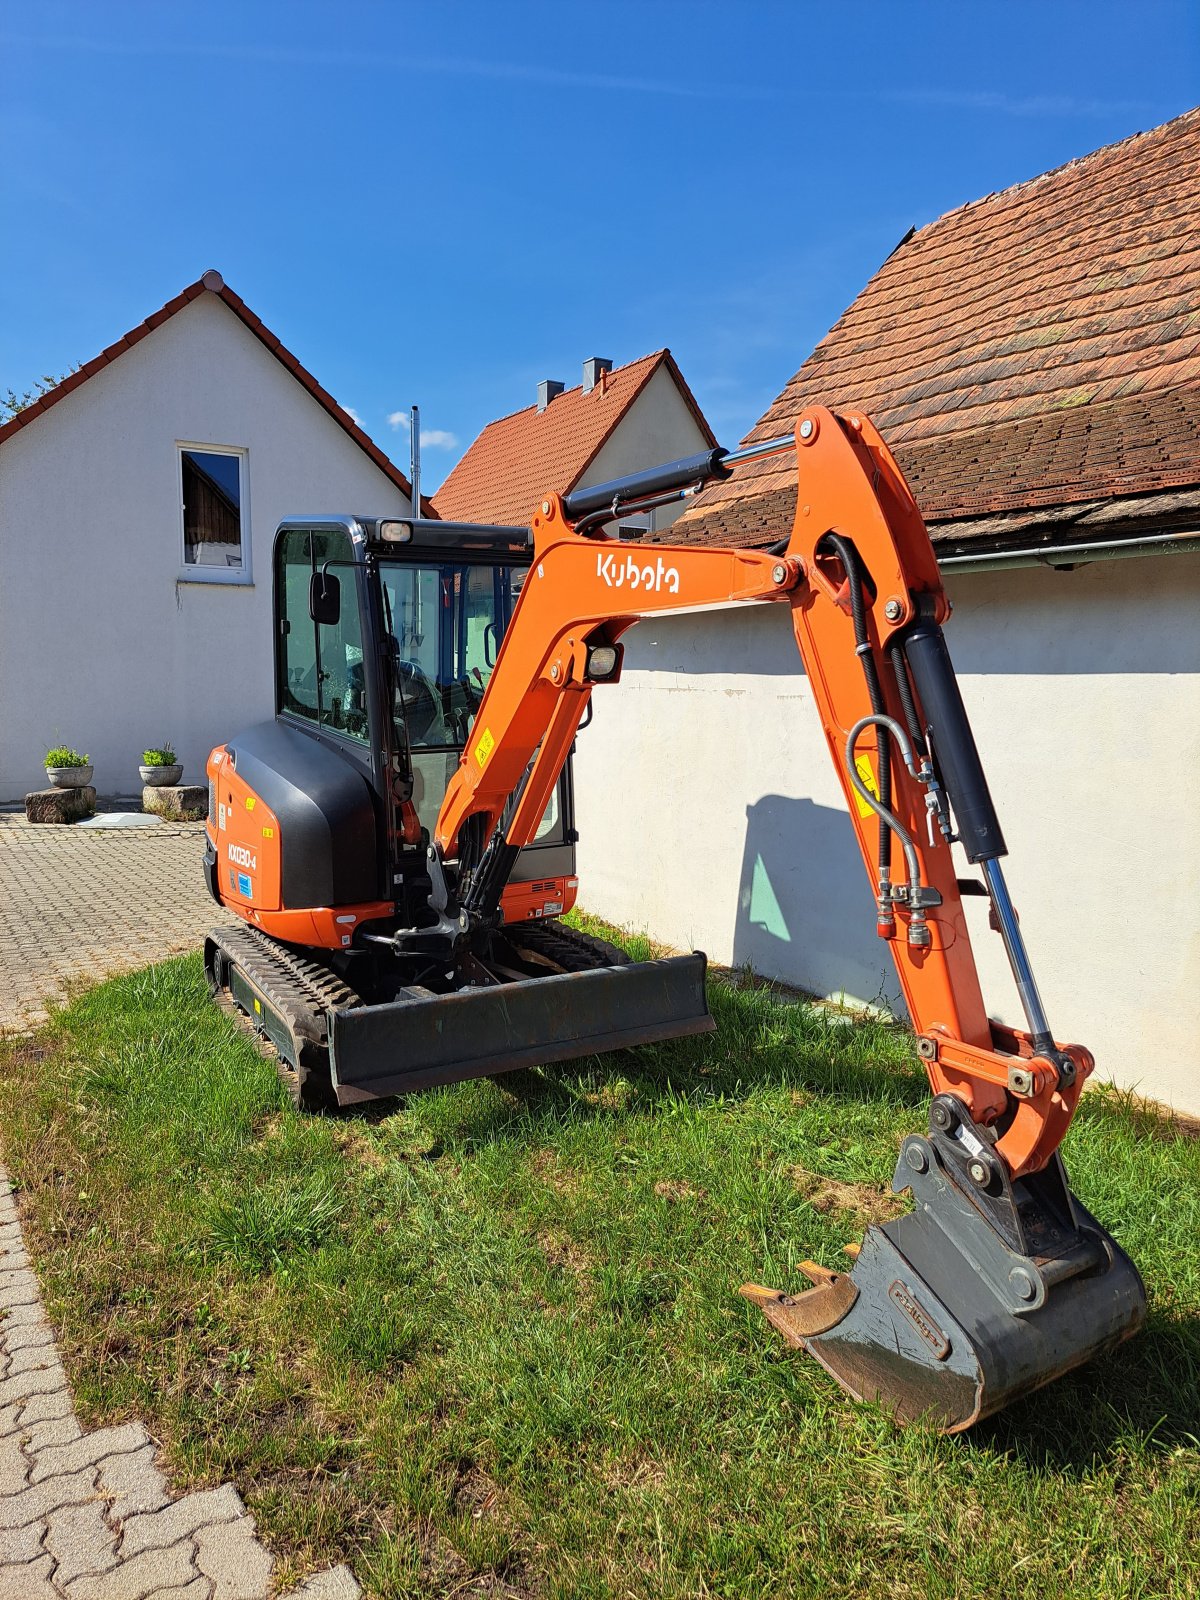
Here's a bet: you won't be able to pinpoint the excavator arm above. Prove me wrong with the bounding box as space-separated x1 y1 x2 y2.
438 407 1075 1180
430 406 1145 1428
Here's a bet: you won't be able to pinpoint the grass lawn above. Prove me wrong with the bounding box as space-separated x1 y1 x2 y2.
0 922 1198 1598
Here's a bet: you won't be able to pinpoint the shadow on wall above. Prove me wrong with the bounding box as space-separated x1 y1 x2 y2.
733 794 903 1014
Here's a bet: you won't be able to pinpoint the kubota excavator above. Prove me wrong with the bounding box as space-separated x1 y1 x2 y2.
204 407 1146 1432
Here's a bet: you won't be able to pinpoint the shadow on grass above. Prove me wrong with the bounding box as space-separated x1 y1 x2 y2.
974 1305 1200 1471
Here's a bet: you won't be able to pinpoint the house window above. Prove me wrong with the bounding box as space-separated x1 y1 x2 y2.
179 445 250 581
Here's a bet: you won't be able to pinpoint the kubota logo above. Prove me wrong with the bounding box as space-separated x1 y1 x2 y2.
228 845 257 871
597 551 680 595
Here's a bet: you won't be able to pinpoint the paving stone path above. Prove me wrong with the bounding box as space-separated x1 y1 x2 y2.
0 1177 360 1598
0 820 362 1596
0 815 235 1033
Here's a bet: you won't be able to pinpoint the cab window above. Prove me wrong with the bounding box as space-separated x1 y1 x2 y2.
276 528 368 743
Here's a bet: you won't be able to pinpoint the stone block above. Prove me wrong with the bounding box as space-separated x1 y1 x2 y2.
280 1566 363 1600
24 787 96 824
120 1483 243 1556
44 1499 119 1584
68 1540 198 1600
31 1420 149 1484
96 1441 170 1520
141 785 206 822
194 1514 273 1597
0 1551 58 1599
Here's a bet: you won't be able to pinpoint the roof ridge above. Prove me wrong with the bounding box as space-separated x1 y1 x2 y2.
0 270 432 512
915 103 1200 238
470 348 669 432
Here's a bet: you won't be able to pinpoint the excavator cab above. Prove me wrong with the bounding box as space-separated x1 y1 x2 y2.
270 517 576 918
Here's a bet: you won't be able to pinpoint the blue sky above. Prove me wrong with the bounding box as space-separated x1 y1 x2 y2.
2 1 1196 490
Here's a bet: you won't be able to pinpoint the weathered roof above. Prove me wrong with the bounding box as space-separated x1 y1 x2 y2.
666 107 1200 552
434 350 716 525
0 270 433 513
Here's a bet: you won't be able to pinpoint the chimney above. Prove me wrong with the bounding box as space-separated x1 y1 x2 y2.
583 356 613 393
537 379 564 412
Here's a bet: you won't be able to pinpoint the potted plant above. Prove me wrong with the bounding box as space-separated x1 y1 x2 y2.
45 746 93 789
139 745 183 786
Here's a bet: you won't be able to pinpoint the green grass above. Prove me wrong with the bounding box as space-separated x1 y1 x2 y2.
1 929 1198 1599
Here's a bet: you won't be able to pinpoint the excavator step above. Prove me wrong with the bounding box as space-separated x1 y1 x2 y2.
328 953 714 1103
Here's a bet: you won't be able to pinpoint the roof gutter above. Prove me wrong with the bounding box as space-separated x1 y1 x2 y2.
936 529 1200 573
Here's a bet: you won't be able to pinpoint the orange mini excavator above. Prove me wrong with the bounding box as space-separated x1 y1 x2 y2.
205 408 1145 1431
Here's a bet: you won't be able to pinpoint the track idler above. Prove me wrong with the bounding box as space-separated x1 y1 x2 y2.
742 1104 1146 1432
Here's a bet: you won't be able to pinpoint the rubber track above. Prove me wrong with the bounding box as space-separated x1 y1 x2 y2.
209 922 362 1050
509 919 631 973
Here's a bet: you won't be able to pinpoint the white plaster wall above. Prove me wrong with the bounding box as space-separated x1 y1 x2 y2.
573 554 1200 1113
578 363 711 535
0 294 410 801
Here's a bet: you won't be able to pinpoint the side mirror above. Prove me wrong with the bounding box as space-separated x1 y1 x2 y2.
309 568 341 626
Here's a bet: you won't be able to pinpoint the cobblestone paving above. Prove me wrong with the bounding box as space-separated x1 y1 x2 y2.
0 821 362 1596
0 816 235 1033
0 1178 360 1598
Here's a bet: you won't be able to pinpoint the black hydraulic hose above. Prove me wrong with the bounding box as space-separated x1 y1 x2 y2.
888 642 928 759
827 534 891 874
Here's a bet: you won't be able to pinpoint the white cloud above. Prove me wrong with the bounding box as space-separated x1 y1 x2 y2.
386 412 457 450
885 87 1154 120
343 405 362 424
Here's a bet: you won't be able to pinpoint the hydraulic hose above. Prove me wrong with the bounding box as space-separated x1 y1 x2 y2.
889 642 928 759
827 535 891 878
844 716 924 895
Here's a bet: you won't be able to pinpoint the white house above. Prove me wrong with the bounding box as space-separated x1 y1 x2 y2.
0 269 419 802
571 111 1200 1115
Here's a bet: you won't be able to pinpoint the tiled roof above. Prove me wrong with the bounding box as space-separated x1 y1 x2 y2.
667 107 1200 551
433 350 715 525
0 270 433 514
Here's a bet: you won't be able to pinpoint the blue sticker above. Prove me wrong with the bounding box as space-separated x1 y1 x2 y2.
237 873 253 897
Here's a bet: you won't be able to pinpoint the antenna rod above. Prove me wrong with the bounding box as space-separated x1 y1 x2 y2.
410 404 421 514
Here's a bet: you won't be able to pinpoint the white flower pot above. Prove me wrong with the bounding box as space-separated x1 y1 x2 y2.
46 766 93 789
140 764 183 786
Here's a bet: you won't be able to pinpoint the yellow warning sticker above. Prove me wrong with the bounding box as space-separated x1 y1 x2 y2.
853 754 880 818
474 727 496 770
245 796 256 811
253 998 262 1015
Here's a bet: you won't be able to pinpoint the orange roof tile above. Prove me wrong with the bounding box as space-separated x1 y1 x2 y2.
0 270 434 514
434 351 715 525
666 107 1200 551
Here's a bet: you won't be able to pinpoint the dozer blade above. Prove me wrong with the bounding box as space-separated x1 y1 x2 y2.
743 1137 1147 1433
328 952 715 1104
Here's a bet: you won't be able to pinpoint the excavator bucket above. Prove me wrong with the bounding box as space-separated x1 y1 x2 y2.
743 1130 1146 1432
328 954 715 1103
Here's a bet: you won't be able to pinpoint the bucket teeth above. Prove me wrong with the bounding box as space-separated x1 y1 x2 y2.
739 1269 860 1348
